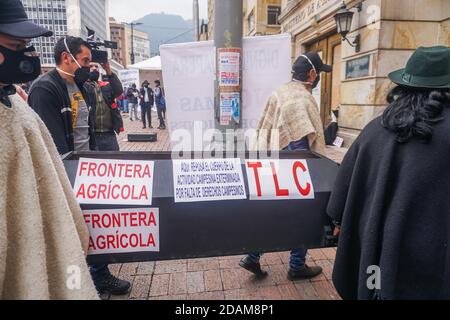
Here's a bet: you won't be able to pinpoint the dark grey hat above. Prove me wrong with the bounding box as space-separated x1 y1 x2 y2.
0 0 53 38
389 46 450 89
293 52 332 75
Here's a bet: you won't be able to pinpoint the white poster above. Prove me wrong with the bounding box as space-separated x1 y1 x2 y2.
118 69 140 89
172 158 247 203
245 160 315 201
160 34 292 150
83 208 160 255
219 48 241 87
73 158 155 206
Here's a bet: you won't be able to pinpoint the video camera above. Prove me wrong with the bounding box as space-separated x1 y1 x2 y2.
86 27 118 64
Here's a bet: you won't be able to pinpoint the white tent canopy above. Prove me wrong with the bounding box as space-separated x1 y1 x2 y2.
128 56 162 71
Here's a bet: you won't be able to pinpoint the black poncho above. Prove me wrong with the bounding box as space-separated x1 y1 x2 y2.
327 109 450 300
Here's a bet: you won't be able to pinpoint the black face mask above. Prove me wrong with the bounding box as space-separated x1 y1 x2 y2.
89 70 100 82
312 74 321 89
0 45 41 84
74 66 90 86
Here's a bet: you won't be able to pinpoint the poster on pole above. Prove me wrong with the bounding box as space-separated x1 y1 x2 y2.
118 69 140 90
160 34 292 150
219 48 241 87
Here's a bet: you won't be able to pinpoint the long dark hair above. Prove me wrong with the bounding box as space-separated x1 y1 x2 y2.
381 86 450 143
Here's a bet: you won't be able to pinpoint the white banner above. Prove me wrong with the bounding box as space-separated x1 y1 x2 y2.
73 158 155 206
173 158 247 203
160 34 292 150
245 160 315 201
83 208 160 255
118 69 140 89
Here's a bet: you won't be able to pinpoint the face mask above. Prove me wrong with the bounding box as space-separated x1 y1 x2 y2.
89 70 100 82
312 74 320 89
0 45 41 84
63 37 90 86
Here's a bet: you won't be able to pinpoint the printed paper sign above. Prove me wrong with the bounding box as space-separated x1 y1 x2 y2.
220 92 240 125
83 208 160 255
219 49 241 87
173 158 247 203
245 160 315 201
118 69 140 90
73 158 155 205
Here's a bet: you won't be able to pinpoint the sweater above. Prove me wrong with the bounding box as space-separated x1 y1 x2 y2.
0 93 99 300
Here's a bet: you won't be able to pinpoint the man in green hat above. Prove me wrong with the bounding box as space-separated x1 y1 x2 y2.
327 46 450 300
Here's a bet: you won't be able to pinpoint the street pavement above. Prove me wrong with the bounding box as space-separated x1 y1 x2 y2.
101 110 345 300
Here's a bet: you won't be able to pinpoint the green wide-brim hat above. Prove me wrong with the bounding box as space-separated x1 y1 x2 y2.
388 46 450 89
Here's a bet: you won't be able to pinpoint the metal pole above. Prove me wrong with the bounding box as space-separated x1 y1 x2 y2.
131 23 135 65
213 0 243 152
193 0 200 41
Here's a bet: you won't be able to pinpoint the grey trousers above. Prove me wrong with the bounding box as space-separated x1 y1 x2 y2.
95 132 120 151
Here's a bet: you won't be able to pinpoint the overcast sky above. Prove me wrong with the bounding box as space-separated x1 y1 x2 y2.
108 0 209 22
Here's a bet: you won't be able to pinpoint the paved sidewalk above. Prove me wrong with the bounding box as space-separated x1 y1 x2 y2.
101 111 344 300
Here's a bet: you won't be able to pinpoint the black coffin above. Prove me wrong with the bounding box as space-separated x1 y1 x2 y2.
63 151 339 265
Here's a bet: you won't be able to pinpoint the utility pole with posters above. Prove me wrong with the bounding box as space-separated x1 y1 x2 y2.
214 0 243 152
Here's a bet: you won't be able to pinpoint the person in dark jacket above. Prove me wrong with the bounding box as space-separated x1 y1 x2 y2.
28 36 131 296
126 83 139 121
85 63 124 151
327 46 450 300
154 80 166 130
28 36 96 155
139 80 154 129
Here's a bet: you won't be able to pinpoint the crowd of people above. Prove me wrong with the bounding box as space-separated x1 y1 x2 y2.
0 0 449 300
120 79 166 130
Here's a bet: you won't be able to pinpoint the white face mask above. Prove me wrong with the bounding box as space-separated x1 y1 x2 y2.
293 55 319 87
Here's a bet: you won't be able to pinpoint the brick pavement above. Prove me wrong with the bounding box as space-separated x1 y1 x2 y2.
100 111 345 300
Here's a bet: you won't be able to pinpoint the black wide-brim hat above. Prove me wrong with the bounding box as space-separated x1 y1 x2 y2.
388 46 450 89
0 0 53 38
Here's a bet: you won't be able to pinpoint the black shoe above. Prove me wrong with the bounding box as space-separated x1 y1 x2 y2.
142 126 146 129
149 126 154 129
287 265 323 281
94 273 131 295
239 256 268 278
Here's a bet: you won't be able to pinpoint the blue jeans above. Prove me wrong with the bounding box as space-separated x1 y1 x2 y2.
89 264 111 282
123 100 129 113
246 249 308 271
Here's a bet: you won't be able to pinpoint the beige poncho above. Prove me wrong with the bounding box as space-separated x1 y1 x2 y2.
0 93 99 300
254 81 326 154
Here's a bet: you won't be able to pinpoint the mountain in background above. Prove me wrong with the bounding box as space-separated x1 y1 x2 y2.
134 13 194 56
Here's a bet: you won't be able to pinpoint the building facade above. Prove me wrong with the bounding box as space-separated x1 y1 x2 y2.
21 0 68 66
243 0 282 36
125 27 151 66
21 0 109 68
207 0 282 39
109 17 127 66
279 0 450 146
109 18 151 67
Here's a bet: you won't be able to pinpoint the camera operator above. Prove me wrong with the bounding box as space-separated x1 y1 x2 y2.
28 36 96 155
28 36 131 296
85 62 124 151
0 0 98 299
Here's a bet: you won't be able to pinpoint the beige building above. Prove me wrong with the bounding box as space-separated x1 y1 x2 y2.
109 17 151 67
243 0 282 36
207 0 282 38
279 0 450 146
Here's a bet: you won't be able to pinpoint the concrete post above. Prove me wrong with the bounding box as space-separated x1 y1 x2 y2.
213 0 243 152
